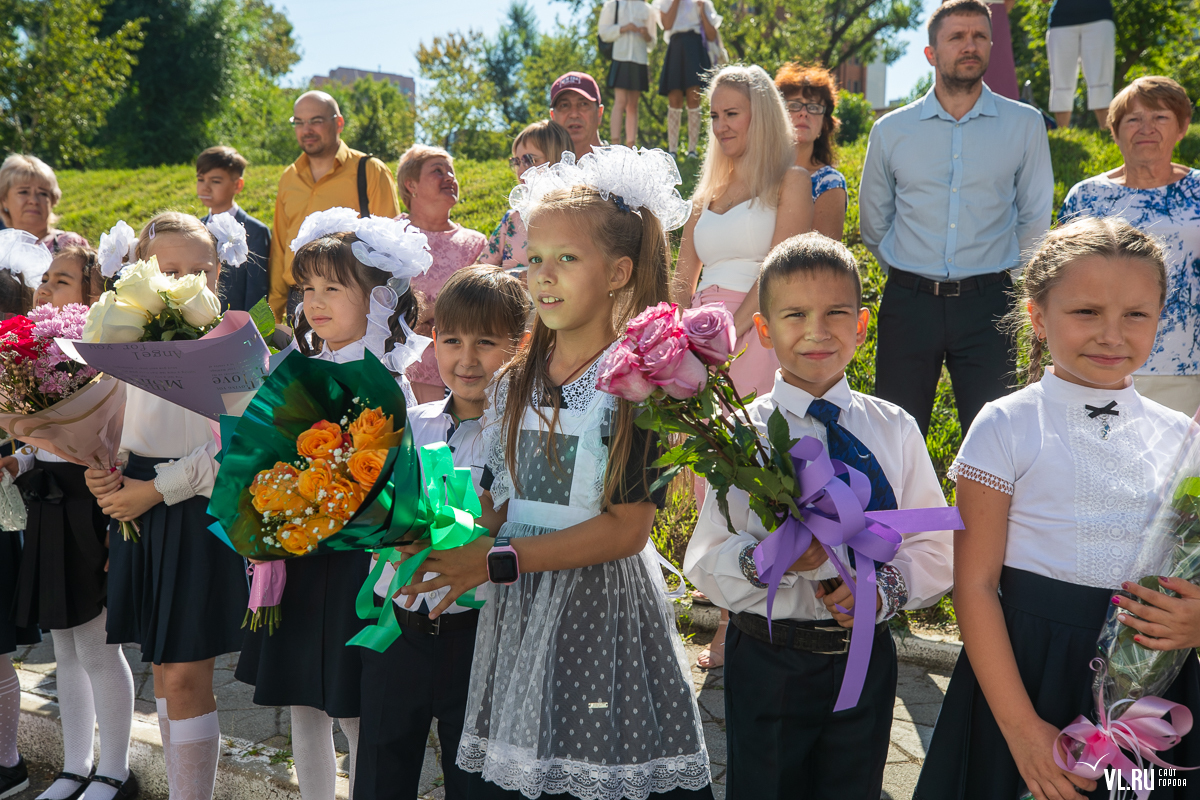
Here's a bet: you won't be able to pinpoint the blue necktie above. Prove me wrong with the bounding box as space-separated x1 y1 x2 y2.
806 398 898 513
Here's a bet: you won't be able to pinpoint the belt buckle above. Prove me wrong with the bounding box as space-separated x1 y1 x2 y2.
813 625 850 655
429 614 442 636
935 279 961 297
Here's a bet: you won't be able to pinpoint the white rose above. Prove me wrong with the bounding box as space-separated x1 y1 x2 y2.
164 273 222 328
113 257 170 316
82 291 152 343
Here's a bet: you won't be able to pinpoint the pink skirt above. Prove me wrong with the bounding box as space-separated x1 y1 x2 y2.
691 285 779 400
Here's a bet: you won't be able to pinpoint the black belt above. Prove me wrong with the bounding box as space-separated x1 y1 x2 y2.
889 268 1008 297
394 605 479 636
731 612 879 654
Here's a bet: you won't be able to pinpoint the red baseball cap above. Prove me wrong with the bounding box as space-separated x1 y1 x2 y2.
551 72 602 105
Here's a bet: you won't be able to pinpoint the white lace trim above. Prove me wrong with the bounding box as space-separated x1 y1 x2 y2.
458 733 712 800
947 460 1014 495
153 460 196 506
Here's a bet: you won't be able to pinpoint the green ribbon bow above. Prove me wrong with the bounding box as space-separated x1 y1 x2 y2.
348 441 488 652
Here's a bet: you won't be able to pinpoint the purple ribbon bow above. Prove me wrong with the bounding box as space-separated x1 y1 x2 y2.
753 436 964 711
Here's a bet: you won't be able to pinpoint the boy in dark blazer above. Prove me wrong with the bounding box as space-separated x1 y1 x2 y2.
196 146 270 313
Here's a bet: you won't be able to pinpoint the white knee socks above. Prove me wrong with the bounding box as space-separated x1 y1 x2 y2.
290 706 360 800
169 711 220 800
0 655 18 769
75 613 133 800
40 627 95 800
156 698 173 782
687 108 701 154
667 107 683 154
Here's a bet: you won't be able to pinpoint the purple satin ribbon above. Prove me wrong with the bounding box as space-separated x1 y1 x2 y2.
753 436 964 712
248 560 287 613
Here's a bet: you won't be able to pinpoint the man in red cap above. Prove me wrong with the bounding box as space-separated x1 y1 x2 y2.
549 71 606 157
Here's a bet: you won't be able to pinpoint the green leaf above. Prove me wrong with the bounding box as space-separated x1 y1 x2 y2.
766 407 792 457
249 298 276 340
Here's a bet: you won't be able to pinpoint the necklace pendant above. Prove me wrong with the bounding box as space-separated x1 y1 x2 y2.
1100 419 1112 440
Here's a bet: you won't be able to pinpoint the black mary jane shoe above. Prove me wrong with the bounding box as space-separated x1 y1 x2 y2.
50 770 93 800
90 772 139 800
0 756 30 799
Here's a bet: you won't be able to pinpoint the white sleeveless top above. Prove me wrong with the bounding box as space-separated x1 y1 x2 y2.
693 199 778 294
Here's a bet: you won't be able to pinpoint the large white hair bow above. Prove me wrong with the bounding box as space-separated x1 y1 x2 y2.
205 212 250 267
0 229 52 288
97 220 138 279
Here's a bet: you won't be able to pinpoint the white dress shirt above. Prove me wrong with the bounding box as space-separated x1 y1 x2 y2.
375 397 486 615
652 0 721 39
683 373 954 623
314 338 419 409
598 0 659 65
951 370 1192 589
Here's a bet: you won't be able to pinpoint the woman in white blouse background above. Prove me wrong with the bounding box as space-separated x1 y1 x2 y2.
598 0 659 148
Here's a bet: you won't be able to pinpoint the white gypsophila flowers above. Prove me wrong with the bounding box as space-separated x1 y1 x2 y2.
0 229 51 288
97 220 138 279
509 145 692 231
206 212 250 267
289 207 362 253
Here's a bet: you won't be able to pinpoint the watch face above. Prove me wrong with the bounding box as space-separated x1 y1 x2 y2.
488 551 519 584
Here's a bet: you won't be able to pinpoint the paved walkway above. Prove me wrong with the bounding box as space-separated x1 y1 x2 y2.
10 629 951 799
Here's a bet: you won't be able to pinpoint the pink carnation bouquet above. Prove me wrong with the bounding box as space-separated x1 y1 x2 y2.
0 303 132 539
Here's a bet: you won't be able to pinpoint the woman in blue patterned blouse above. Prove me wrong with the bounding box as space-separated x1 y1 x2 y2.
775 63 848 241
1060 76 1200 415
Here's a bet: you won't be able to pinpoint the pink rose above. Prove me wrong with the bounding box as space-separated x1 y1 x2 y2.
642 330 708 400
596 341 655 402
681 304 736 365
627 302 684 354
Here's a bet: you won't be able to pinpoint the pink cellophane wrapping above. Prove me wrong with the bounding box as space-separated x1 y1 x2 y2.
0 373 126 469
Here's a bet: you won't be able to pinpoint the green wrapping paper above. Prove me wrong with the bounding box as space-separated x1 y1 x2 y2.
205 350 487 649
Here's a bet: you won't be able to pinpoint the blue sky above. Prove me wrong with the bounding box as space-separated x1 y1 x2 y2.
279 0 936 104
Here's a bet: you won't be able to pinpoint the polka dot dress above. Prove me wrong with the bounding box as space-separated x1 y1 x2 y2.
458 352 711 799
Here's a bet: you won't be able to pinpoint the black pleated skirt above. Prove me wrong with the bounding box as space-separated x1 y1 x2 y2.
658 31 710 96
13 461 108 631
234 551 370 718
608 60 649 92
1 531 40 654
106 453 249 664
916 567 1200 799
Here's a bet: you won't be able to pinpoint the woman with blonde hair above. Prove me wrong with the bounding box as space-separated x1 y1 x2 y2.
479 119 573 277
0 155 88 253
674 63 813 669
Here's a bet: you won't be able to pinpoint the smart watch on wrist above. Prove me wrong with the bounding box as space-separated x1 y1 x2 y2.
487 536 520 585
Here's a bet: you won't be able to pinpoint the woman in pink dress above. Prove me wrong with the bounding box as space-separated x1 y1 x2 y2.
984 0 1019 100
394 145 487 403
0 155 88 253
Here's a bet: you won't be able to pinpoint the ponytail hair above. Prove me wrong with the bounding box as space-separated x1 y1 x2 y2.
1005 216 1167 384
290 231 421 367
502 188 670 509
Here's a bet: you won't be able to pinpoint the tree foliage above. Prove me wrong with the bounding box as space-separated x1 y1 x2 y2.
322 78 416 161
416 31 500 153
484 1 542 130
0 0 142 167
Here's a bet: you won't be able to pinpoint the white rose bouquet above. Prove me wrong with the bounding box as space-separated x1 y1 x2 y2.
82 257 222 344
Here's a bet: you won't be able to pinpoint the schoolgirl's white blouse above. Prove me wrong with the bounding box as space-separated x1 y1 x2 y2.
119 386 220 504
312 338 419 409
652 0 720 39
598 0 659 65
950 369 1193 589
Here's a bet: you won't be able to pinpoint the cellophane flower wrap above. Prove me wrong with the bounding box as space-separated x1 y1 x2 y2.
1054 419 1200 792
596 301 961 712
207 350 486 647
0 303 131 539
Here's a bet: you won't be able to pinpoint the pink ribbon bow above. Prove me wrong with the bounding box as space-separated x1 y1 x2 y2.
752 436 963 711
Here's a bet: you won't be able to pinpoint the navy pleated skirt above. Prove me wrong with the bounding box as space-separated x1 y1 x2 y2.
14 460 108 631
658 31 710 96
106 453 248 664
916 567 1200 800
234 551 370 718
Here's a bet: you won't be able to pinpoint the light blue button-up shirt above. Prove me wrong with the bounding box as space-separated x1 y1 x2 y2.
859 85 1054 281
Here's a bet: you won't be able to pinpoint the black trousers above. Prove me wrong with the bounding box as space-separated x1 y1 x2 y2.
354 614 478 800
874 271 1014 436
724 622 898 800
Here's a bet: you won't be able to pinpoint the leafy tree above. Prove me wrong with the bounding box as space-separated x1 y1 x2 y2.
241 0 300 80
484 1 542 130
322 77 416 161
416 31 500 153
0 0 142 167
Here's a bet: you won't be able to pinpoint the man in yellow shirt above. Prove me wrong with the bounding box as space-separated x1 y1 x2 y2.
269 90 401 321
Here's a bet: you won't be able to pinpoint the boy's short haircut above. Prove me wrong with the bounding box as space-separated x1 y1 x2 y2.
196 145 248 178
434 265 531 342
758 232 863 314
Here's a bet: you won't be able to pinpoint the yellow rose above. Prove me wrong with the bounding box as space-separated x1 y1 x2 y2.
81 290 152 343
321 476 364 522
297 459 334 503
301 514 343 543
250 463 309 518
297 420 346 460
348 408 392 450
113 257 170 316
164 273 221 328
347 448 386 491
276 522 313 555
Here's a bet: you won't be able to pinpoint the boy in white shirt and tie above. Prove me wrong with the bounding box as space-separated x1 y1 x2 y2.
683 232 954 799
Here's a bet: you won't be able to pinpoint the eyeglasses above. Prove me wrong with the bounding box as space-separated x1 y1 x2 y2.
289 116 331 128
786 101 827 116
509 153 542 171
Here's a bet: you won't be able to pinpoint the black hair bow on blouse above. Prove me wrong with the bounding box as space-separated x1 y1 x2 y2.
1085 401 1119 418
